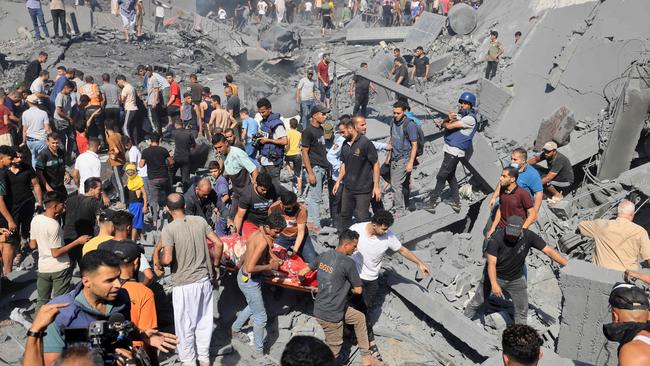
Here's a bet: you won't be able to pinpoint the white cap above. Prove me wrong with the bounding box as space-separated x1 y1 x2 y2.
543 141 558 151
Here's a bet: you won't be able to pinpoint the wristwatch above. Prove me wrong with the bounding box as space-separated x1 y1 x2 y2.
26 330 47 338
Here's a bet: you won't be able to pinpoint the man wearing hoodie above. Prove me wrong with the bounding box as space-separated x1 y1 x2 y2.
255 98 288 193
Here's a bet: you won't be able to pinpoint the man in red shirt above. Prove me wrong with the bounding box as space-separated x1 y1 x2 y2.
317 53 331 109
0 103 13 147
165 71 182 130
487 167 535 237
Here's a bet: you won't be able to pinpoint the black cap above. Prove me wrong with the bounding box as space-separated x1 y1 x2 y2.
98 240 144 263
609 283 649 310
504 216 524 237
310 104 331 117
98 209 116 223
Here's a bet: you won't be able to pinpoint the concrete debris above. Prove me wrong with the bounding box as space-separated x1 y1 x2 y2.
346 27 411 44
477 77 512 124
402 12 447 51
534 106 576 150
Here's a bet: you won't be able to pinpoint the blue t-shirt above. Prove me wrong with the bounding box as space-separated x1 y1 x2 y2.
242 117 258 143
49 76 69 108
517 164 543 198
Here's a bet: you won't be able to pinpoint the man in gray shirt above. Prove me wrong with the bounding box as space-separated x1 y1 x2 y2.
157 193 223 366
54 81 75 163
100 73 121 132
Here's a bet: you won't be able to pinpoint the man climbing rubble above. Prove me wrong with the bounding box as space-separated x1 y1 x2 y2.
464 215 567 324
527 141 574 204
298 230 384 366
577 199 650 272
427 92 478 213
603 283 650 366
350 210 430 361
486 167 535 238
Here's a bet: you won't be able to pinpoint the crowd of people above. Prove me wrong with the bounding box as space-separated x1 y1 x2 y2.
4 5 650 362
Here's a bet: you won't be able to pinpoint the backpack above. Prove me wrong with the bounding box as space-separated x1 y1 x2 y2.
397 117 425 157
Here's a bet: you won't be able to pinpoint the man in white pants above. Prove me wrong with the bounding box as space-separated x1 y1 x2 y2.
158 193 223 366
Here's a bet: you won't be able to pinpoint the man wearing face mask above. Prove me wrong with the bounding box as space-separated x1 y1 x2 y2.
489 147 543 219
464 216 567 324
603 283 650 366
268 190 317 263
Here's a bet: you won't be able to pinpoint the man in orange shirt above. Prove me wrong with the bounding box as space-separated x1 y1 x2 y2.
99 240 157 330
268 190 317 262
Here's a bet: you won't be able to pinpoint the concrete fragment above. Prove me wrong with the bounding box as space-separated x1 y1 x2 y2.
448 3 478 35
464 134 502 191
346 27 411 44
402 12 447 51
477 78 512 123
364 118 390 141
556 130 599 165
617 162 650 196
598 80 650 180
385 270 500 359
557 260 622 365
428 53 453 75
393 205 468 245
534 106 577 150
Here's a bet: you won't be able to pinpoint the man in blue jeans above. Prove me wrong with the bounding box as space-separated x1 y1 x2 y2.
301 105 332 232
26 0 50 40
295 70 317 128
231 213 286 359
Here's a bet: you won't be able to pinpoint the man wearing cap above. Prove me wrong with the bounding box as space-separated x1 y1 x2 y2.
21 94 51 167
296 70 317 128
578 200 650 272
464 215 567 324
99 240 157 331
604 283 650 366
302 104 332 232
428 92 478 213
527 141 574 203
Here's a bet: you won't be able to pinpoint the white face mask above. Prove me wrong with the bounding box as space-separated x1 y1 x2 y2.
509 163 520 170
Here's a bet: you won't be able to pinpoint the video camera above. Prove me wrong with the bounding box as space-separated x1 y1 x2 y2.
251 131 269 150
64 313 151 366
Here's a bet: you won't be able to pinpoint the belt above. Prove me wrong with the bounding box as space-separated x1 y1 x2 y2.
26 137 41 141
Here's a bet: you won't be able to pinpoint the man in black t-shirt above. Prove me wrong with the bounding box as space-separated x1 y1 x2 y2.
62 177 105 268
0 146 17 275
333 116 380 231
464 216 567 324
527 141 575 203
233 172 279 239
301 105 332 232
35 134 68 199
169 119 196 192
349 63 376 117
7 147 43 269
393 58 410 103
298 230 380 365
411 46 430 93
140 133 173 228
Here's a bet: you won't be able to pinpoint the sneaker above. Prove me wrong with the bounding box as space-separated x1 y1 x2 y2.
231 330 251 344
446 200 461 213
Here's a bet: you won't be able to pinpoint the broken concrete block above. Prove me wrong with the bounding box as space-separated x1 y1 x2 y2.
428 53 453 75
463 134 502 192
346 27 411 44
548 199 573 221
598 80 650 180
436 263 460 285
556 130 598 165
393 205 468 245
448 3 478 35
557 260 622 365
364 118 390 141
402 12 447 51
477 78 512 123
533 106 576 150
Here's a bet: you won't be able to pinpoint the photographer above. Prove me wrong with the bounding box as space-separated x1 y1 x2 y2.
40 250 176 366
255 98 288 193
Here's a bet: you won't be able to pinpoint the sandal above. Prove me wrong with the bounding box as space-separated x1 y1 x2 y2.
369 344 384 361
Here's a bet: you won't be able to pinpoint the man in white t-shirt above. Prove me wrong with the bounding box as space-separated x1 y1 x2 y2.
21 94 51 167
350 210 430 360
257 0 268 22
30 70 49 98
30 192 91 310
72 138 101 193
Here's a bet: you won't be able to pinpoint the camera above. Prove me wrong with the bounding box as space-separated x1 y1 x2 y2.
64 314 151 366
251 131 269 150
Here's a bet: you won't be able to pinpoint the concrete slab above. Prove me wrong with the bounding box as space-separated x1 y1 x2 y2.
557 130 599 165
477 78 512 123
617 162 650 196
428 53 453 75
385 270 500 359
392 204 469 245
464 134 502 192
402 12 447 51
557 260 623 365
534 106 576 150
448 3 478 35
346 27 411 43
598 81 650 180
364 118 390 141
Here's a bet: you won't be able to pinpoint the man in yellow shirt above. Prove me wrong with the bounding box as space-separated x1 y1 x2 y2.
285 118 303 193
578 200 650 272
82 210 115 256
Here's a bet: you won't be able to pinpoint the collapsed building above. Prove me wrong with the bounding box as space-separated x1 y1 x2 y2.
1 0 650 365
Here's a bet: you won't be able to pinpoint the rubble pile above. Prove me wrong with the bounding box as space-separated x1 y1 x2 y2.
2 0 650 365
